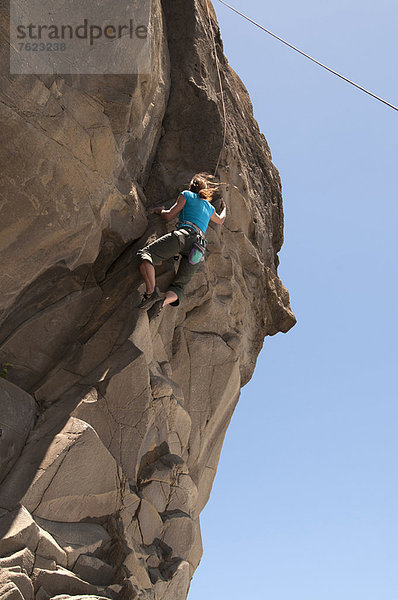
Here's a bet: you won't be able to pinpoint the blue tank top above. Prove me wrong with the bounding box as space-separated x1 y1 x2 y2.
178 190 215 234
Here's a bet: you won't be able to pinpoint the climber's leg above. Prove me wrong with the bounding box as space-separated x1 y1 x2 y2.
137 231 181 271
147 249 201 318
146 290 178 320
163 290 179 306
168 255 200 306
137 232 181 307
137 260 161 309
139 260 156 295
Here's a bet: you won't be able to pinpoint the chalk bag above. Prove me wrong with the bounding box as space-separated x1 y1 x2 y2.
188 242 206 265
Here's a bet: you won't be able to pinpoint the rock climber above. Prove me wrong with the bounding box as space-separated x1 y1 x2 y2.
136 173 227 318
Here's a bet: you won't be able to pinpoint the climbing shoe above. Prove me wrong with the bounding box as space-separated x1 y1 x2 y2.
147 298 165 321
137 286 160 310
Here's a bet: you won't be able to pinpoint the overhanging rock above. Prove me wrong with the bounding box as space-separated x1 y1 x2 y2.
0 1 295 598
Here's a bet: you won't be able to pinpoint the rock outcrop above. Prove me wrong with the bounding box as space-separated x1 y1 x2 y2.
0 1 295 599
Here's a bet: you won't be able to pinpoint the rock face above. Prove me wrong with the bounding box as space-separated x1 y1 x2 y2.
0 1 295 599
0 380 36 484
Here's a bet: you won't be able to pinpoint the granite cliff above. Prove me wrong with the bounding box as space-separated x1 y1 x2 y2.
0 1 295 598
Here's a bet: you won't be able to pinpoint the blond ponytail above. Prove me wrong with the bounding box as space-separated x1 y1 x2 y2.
189 173 220 201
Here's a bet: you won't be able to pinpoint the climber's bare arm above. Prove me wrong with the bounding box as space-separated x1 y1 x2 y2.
210 199 226 225
152 194 186 222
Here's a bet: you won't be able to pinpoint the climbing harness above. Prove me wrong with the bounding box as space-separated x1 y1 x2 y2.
178 220 205 237
217 0 398 113
205 0 228 175
177 220 208 265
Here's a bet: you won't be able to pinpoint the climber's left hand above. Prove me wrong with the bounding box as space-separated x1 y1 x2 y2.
151 206 165 215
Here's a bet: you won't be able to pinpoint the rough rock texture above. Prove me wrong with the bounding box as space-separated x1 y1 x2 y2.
0 0 295 598
0 380 36 484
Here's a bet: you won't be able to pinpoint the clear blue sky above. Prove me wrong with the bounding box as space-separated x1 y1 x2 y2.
189 1 398 599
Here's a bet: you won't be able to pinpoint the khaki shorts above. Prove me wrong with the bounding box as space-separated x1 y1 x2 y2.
137 229 202 305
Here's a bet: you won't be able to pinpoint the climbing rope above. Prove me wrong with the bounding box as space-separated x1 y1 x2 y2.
217 0 398 113
205 0 228 176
